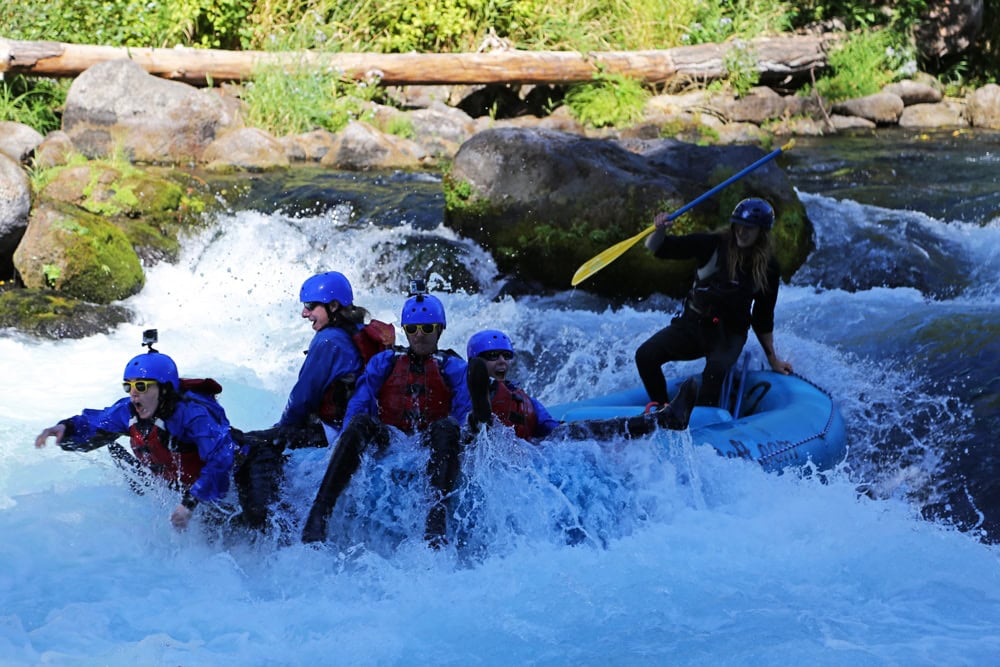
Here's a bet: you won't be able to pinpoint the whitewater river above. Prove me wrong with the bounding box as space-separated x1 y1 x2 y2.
0 128 998 665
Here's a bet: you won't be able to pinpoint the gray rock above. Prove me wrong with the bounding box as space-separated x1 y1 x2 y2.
0 152 31 275
899 101 968 128
33 131 77 169
319 121 426 170
883 80 943 106
202 127 290 172
966 84 1000 129
63 59 239 162
0 121 44 163
832 92 905 125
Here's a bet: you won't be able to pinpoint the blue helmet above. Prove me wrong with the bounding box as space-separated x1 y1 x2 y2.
730 198 775 230
123 352 179 391
401 293 446 328
299 271 354 306
467 329 514 359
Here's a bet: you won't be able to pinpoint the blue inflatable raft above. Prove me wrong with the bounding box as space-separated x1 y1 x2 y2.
548 364 847 473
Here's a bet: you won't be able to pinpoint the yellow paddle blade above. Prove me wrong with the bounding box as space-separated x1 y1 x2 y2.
571 225 655 286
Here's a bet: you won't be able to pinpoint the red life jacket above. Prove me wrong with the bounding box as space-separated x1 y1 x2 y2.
317 320 397 426
491 381 539 440
128 416 204 488
377 352 452 434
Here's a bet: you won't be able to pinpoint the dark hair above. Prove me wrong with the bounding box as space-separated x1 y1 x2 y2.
717 226 773 293
329 303 371 330
156 382 180 418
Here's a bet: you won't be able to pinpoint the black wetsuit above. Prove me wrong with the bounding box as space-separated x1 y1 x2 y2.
635 232 780 407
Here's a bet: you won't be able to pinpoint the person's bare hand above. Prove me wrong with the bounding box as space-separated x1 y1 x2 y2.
653 211 674 228
171 504 193 530
34 424 66 448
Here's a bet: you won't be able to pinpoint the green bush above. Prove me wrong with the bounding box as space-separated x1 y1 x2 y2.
0 77 67 135
0 0 252 49
811 30 902 101
565 72 649 128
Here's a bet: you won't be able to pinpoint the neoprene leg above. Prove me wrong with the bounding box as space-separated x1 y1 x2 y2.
424 417 462 547
699 329 747 406
301 415 381 543
234 441 286 530
635 317 702 404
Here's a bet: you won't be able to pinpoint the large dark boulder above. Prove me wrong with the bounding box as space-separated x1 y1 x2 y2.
444 128 811 298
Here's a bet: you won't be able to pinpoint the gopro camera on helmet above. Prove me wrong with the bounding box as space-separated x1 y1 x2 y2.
142 329 159 352
408 278 428 297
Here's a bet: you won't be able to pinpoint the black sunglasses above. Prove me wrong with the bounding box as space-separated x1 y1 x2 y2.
403 323 440 335
480 350 514 361
303 302 323 311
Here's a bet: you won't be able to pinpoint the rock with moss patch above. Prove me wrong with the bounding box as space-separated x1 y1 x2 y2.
0 287 132 339
13 201 145 304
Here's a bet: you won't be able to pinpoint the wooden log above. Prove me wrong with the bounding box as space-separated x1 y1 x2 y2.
0 36 832 86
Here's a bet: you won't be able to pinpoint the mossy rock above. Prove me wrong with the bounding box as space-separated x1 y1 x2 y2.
13 201 145 304
0 287 132 339
34 160 215 265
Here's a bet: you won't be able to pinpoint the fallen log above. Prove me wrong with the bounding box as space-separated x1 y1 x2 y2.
0 36 833 86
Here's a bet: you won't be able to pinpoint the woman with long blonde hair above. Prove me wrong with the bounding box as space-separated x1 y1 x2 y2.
635 198 793 409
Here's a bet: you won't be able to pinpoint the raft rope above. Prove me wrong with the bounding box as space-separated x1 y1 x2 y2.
755 370 840 465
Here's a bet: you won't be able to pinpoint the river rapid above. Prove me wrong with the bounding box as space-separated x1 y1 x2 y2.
0 128 998 665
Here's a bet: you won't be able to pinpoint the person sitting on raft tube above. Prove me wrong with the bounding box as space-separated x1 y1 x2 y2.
33 345 265 531
635 197 793 408
465 329 560 440
466 329 697 440
272 271 393 447
301 281 471 548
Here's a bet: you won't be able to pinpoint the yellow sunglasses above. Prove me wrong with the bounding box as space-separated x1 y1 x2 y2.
122 380 158 393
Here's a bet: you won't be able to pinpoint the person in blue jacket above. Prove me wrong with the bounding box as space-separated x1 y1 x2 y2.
302 283 471 548
276 271 379 445
232 272 394 488
465 329 559 440
34 348 244 531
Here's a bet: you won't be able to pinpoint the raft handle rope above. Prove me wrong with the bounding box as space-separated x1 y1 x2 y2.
755 371 840 465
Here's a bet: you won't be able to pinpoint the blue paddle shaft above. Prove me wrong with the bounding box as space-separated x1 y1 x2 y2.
665 141 792 222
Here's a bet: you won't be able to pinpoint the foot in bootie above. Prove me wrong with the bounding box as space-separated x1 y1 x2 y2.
466 357 493 428
657 377 698 430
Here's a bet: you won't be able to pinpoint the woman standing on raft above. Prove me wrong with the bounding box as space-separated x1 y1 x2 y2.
635 197 793 408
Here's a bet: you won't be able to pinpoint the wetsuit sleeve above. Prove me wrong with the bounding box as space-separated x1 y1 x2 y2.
173 401 237 503
278 330 361 427
531 397 560 438
342 350 394 424
441 356 472 424
59 398 133 444
750 259 782 336
652 232 719 264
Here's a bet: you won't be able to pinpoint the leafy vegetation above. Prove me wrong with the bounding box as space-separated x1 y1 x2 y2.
0 76 67 135
1 0 998 134
565 72 649 128
810 30 910 101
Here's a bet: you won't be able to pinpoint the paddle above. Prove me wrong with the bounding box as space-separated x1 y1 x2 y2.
570 139 795 286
